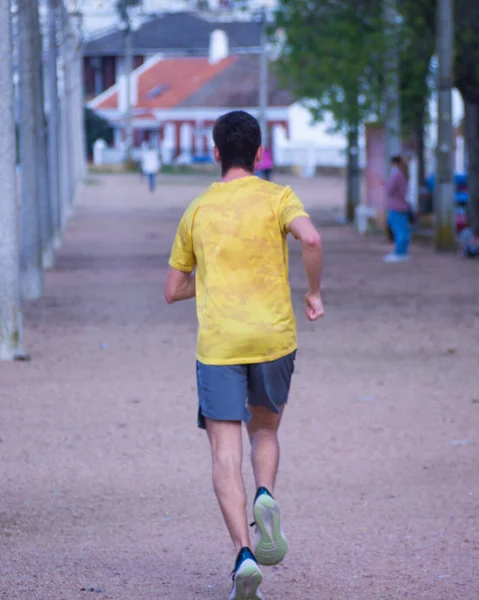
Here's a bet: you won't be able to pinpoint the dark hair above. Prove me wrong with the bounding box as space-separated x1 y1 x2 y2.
391 154 409 181
213 111 262 175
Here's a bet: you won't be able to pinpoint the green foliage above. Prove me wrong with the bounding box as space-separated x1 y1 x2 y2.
397 0 435 136
454 0 479 102
84 108 114 159
397 0 479 100
274 0 386 132
275 0 437 136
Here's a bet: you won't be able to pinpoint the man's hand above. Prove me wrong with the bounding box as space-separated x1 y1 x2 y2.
305 292 325 321
288 217 324 321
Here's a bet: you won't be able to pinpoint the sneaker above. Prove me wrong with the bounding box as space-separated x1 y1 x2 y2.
229 547 263 600
383 253 409 263
252 487 288 566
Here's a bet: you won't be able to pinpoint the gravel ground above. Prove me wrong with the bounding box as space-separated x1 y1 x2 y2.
1 173 479 600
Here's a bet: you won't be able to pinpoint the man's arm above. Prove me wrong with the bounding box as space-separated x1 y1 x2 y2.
164 267 196 304
288 216 324 321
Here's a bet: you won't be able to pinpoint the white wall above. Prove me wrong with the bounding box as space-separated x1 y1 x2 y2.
275 102 364 172
288 103 346 147
427 88 464 145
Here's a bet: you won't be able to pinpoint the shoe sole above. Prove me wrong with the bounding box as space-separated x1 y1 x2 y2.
229 559 263 600
253 494 288 566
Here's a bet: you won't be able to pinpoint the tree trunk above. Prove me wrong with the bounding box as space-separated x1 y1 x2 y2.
18 0 44 300
464 98 479 237
47 0 62 247
383 0 402 161
346 125 360 223
435 0 456 251
32 0 54 269
58 2 74 223
416 121 426 186
0 0 24 360
73 24 87 183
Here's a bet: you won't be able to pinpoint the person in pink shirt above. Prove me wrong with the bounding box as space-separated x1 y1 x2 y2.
257 147 274 181
384 155 410 263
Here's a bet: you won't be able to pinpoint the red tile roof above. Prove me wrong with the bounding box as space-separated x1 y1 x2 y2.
98 90 118 109
180 55 293 108
95 56 237 111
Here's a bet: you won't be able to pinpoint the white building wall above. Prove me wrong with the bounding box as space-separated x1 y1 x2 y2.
274 103 364 172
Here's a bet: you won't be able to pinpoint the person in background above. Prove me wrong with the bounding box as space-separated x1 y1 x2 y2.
257 146 274 181
384 155 410 263
139 140 148 179
141 143 161 192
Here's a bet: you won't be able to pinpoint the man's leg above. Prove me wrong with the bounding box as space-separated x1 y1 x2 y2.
246 353 295 566
205 419 251 553
397 212 410 256
390 211 409 256
246 404 285 492
246 405 288 567
198 363 263 600
148 173 155 192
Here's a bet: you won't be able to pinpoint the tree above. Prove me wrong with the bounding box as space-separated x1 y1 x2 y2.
399 0 479 238
275 0 385 222
399 0 435 185
454 0 479 239
0 0 24 360
84 107 114 160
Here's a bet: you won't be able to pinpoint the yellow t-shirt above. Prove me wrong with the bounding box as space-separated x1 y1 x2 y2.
169 176 309 365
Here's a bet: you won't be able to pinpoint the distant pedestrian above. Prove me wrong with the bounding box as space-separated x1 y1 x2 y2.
384 155 410 263
139 141 148 179
141 144 160 192
257 147 274 181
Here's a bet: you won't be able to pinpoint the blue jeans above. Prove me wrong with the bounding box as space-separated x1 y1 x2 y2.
388 210 410 256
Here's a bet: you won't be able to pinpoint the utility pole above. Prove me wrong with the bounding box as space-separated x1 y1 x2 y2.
258 9 268 145
18 0 44 300
435 0 455 251
0 0 24 360
32 0 54 270
383 0 401 162
124 20 134 165
47 0 62 246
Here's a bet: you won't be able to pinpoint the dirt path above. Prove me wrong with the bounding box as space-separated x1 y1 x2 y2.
1 174 479 600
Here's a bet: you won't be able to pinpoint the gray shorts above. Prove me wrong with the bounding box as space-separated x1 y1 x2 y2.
196 351 296 430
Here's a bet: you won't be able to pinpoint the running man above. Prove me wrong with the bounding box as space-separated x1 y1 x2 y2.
164 111 324 600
